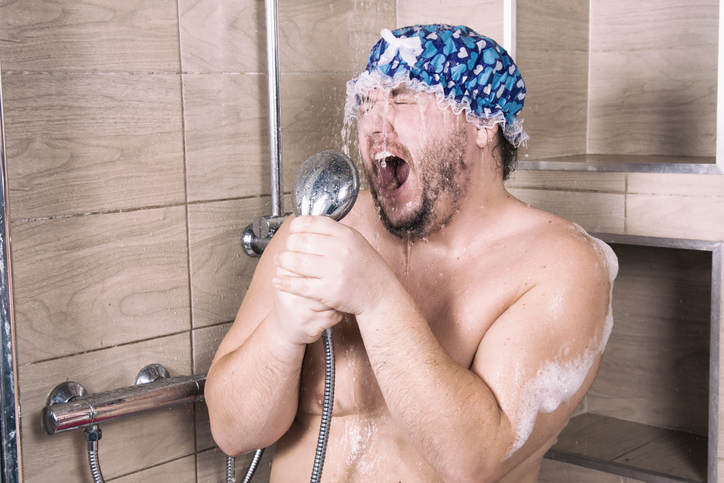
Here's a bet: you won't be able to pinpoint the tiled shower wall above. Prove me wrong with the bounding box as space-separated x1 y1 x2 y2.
0 0 393 481
2 0 723 481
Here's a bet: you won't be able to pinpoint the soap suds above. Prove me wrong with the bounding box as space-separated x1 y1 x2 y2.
506 230 618 457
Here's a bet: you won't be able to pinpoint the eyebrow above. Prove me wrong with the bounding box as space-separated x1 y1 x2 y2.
390 86 409 97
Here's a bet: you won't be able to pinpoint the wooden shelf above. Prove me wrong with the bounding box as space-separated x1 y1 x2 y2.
546 413 708 483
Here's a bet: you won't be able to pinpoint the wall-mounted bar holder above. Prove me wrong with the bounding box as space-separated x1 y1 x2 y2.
41 366 206 435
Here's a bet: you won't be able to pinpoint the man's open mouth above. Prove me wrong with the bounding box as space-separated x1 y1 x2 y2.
375 151 410 192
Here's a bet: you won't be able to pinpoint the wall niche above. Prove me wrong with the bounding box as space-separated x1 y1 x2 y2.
545 234 721 483
516 0 721 174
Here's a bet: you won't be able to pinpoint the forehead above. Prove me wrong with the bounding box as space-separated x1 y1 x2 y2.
358 84 437 103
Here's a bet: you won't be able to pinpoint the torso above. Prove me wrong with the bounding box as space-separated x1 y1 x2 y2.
270 192 578 482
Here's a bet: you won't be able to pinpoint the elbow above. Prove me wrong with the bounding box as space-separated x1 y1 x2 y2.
436 447 510 483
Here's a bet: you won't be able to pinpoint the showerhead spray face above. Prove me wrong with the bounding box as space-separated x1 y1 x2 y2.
291 150 359 220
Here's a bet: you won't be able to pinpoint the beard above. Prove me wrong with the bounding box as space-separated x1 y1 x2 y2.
366 125 472 240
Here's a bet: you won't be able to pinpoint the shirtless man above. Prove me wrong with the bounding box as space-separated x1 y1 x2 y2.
205 24 617 482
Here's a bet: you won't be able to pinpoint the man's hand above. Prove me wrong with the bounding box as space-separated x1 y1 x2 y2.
271 265 343 345
272 215 395 321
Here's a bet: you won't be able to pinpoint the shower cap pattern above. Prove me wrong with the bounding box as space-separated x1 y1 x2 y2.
346 24 528 147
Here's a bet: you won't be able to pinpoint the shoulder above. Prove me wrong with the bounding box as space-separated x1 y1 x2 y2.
508 205 618 290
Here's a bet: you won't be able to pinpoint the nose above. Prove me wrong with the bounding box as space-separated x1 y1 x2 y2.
358 91 394 137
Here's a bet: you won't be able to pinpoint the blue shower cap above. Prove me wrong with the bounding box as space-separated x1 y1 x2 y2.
346 24 528 147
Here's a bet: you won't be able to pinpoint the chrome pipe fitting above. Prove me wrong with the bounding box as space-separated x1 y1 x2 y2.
242 214 289 257
41 373 206 435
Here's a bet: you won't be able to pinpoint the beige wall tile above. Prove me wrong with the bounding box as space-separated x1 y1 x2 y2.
180 0 394 75
278 0 395 73
4 72 185 220
13 207 190 364
626 194 724 241
280 73 353 190
590 0 717 53
506 170 626 193
397 0 504 42
508 188 625 234
588 48 716 157
587 0 718 159
179 0 266 73
0 0 180 72
183 73 269 202
188 199 267 328
113 456 196 483
517 0 588 53
197 446 275 483
516 49 588 159
20 333 194 483
627 173 724 197
516 0 588 159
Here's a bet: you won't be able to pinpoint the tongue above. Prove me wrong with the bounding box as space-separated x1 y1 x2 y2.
395 161 409 186
381 158 409 191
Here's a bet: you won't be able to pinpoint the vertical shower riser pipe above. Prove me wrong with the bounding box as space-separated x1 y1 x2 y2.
265 0 284 217
0 59 21 483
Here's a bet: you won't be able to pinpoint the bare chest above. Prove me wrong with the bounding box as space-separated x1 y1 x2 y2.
298 252 517 417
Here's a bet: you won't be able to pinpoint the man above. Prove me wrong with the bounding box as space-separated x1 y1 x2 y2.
206 24 617 482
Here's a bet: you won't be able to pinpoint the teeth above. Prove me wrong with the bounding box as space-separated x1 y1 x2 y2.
374 151 393 161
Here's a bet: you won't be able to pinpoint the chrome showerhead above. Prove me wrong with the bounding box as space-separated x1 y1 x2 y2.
292 150 359 220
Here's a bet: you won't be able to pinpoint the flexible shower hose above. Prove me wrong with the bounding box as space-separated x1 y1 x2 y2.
310 328 335 483
84 425 105 483
236 328 335 483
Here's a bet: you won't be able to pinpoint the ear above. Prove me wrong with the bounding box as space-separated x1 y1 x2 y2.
475 124 497 148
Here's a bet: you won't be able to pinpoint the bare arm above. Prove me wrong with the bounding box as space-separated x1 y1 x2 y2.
204 219 342 456
273 215 614 481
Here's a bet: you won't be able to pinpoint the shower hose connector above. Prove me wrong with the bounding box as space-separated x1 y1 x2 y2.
242 215 289 257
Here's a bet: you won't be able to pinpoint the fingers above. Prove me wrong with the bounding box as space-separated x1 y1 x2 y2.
272 269 322 298
288 215 339 235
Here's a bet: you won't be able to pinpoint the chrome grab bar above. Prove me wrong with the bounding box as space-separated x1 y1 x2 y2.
41 373 206 435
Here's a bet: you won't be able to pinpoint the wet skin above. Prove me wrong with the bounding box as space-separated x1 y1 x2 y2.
205 88 614 482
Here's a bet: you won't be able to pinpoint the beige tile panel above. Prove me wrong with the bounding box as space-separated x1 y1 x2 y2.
517 0 589 53
188 199 267 328
112 456 196 483
627 173 724 197
507 188 625 234
506 170 626 193
515 49 588 159
539 458 646 482
0 0 181 72
12 207 191 365
19 333 194 483
182 73 269 202
179 0 266 73
183 72 352 203
397 0 504 42
626 194 724 241
4 72 185 220
280 73 353 191
590 0 718 53
277 0 395 73
588 48 716 158
197 446 275 483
